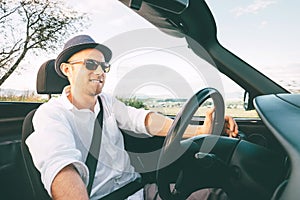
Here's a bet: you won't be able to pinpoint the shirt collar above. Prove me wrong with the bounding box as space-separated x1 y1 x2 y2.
61 85 74 110
61 85 100 117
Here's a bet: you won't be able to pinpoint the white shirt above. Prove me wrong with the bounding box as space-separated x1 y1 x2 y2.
26 86 151 199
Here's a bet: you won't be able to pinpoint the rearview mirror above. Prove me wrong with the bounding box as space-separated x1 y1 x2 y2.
244 91 255 110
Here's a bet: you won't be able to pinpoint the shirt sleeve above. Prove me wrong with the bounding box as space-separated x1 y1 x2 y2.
110 96 151 136
25 104 89 197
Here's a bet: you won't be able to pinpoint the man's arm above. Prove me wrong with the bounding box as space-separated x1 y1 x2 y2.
145 112 201 138
145 108 238 138
51 164 89 200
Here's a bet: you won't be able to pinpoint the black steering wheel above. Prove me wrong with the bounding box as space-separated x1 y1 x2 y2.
156 88 225 200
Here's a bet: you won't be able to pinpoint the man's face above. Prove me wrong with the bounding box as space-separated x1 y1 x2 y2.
67 48 106 97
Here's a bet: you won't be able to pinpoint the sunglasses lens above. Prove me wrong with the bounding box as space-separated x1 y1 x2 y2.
101 62 110 73
85 60 98 70
84 59 110 73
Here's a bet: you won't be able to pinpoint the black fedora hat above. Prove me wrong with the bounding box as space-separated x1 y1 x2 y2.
55 35 112 78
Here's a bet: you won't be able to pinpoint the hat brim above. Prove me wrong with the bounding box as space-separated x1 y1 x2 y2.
55 43 112 78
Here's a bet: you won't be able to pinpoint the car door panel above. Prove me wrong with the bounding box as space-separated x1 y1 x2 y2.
0 102 40 200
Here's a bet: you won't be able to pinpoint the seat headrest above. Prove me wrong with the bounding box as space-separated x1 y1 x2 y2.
36 59 69 94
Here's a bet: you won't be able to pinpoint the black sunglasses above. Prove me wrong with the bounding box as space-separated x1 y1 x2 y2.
68 59 110 73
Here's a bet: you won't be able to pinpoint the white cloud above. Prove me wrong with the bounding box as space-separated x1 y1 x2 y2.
259 20 268 28
231 0 277 16
65 0 117 15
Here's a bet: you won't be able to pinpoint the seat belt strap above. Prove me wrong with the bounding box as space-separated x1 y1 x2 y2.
85 96 103 196
99 177 145 200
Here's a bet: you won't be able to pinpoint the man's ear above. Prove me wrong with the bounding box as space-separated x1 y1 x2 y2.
60 63 72 77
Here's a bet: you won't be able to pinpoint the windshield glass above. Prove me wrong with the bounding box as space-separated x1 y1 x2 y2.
206 1 300 94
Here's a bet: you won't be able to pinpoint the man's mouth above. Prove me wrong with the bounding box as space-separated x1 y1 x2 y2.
90 79 103 83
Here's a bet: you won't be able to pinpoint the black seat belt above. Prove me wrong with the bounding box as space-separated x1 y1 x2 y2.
85 96 103 196
99 177 144 200
85 96 146 199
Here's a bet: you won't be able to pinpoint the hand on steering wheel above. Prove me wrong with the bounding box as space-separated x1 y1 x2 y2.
201 107 239 137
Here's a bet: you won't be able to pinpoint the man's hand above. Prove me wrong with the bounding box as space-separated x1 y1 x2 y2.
202 108 239 137
201 108 215 134
224 115 238 137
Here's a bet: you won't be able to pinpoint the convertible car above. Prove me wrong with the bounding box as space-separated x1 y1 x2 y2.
0 0 299 200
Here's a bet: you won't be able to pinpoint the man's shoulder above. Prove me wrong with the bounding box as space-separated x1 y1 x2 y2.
36 96 66 115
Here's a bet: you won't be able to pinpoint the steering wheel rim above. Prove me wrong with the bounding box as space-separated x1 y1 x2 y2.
156 87 225 200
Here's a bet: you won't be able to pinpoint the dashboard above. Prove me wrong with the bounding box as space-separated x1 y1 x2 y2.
254 94 300 200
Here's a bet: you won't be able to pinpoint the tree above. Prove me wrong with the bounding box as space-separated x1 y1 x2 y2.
0 0 87 86
118 97 148 109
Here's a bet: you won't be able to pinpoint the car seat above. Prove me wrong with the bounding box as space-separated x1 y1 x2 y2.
21 59 68 200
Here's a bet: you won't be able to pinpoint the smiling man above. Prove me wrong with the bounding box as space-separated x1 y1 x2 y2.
26 35 238 200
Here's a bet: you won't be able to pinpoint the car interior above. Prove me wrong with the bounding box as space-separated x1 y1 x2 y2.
0 0 299 200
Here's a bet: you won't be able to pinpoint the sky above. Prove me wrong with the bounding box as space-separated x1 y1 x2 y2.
207 0 300 67
1 0 300 95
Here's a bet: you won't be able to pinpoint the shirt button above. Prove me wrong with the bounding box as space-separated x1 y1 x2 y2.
114 175 122 184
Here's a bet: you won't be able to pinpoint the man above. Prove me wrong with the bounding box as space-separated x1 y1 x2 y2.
26 35 238 200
